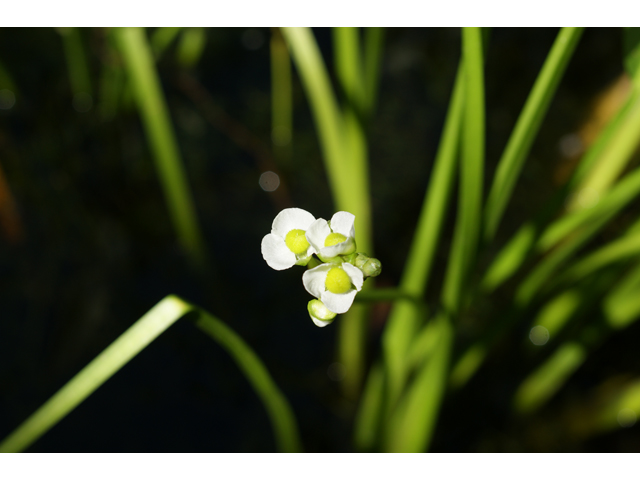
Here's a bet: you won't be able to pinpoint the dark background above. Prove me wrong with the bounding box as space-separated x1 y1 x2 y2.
0 27 637 452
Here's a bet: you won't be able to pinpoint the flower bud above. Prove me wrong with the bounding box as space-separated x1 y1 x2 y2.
355 253 382 278
308 299 337 327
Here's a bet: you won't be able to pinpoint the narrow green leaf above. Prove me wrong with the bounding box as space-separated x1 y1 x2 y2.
385 314 453 452
194 311 301 452
552 229 640 287
0 296 191 453
270 28 293 163
151 27 183 58
332 27 372 251
0 296 302 453
443 27 485 311
280 28 350 212
623 28 640 88
603 260 640 329
379 61 464 411
568 91 640 212
114 27 207 268
283 27 374 399
529 289 581 340
353 362 385 452
484 28 583 241
177 28 207 68
482 88 640 293
362 27 385 117
597 379 640 431
58 27 93 97
513 342 586 414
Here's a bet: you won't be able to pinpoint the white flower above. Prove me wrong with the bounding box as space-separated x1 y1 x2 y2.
261 208 316 270
302 262 364 314
307 299 337 328
305 211 357 261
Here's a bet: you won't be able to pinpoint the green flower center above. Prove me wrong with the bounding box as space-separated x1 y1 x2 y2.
285 229 310 254
324 232 347 247
325 267 352 294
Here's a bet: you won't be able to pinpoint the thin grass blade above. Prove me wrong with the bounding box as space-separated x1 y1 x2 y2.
353 361 385 452
58 27 93 98
568 90 640 211
151 27 183 58
114 27 207 268
484 28 583 241
377 61 464 413
0 296 302 453
177 28 207 68
442 27 485 311
194 310 301 452
362 27 385 118
384 313 453 452
482 88 640 292
0 296 191 453
270 28 293 164
513 342 587 414
280 28 350 211
624 28 640 88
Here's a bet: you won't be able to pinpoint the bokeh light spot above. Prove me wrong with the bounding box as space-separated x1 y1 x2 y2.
259 171 280 192
529 325 550 346
559 133 583 158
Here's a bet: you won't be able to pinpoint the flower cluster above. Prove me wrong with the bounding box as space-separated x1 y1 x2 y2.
261 208 381 327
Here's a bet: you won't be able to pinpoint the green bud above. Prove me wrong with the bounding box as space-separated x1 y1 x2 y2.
355 253 382 278
308 299 337 325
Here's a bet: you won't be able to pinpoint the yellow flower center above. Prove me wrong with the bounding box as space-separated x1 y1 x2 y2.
325 267 351 294
324 232 347 247
285 229 310 254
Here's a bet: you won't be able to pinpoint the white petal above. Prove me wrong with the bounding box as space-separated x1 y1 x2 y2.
321 289 358 314
330 211 356 239
342 262 364 291
319 237 356 259
305 218 332 252
261 234 296 270
302 264 332 298
272 208 315 238
310 316 334 328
